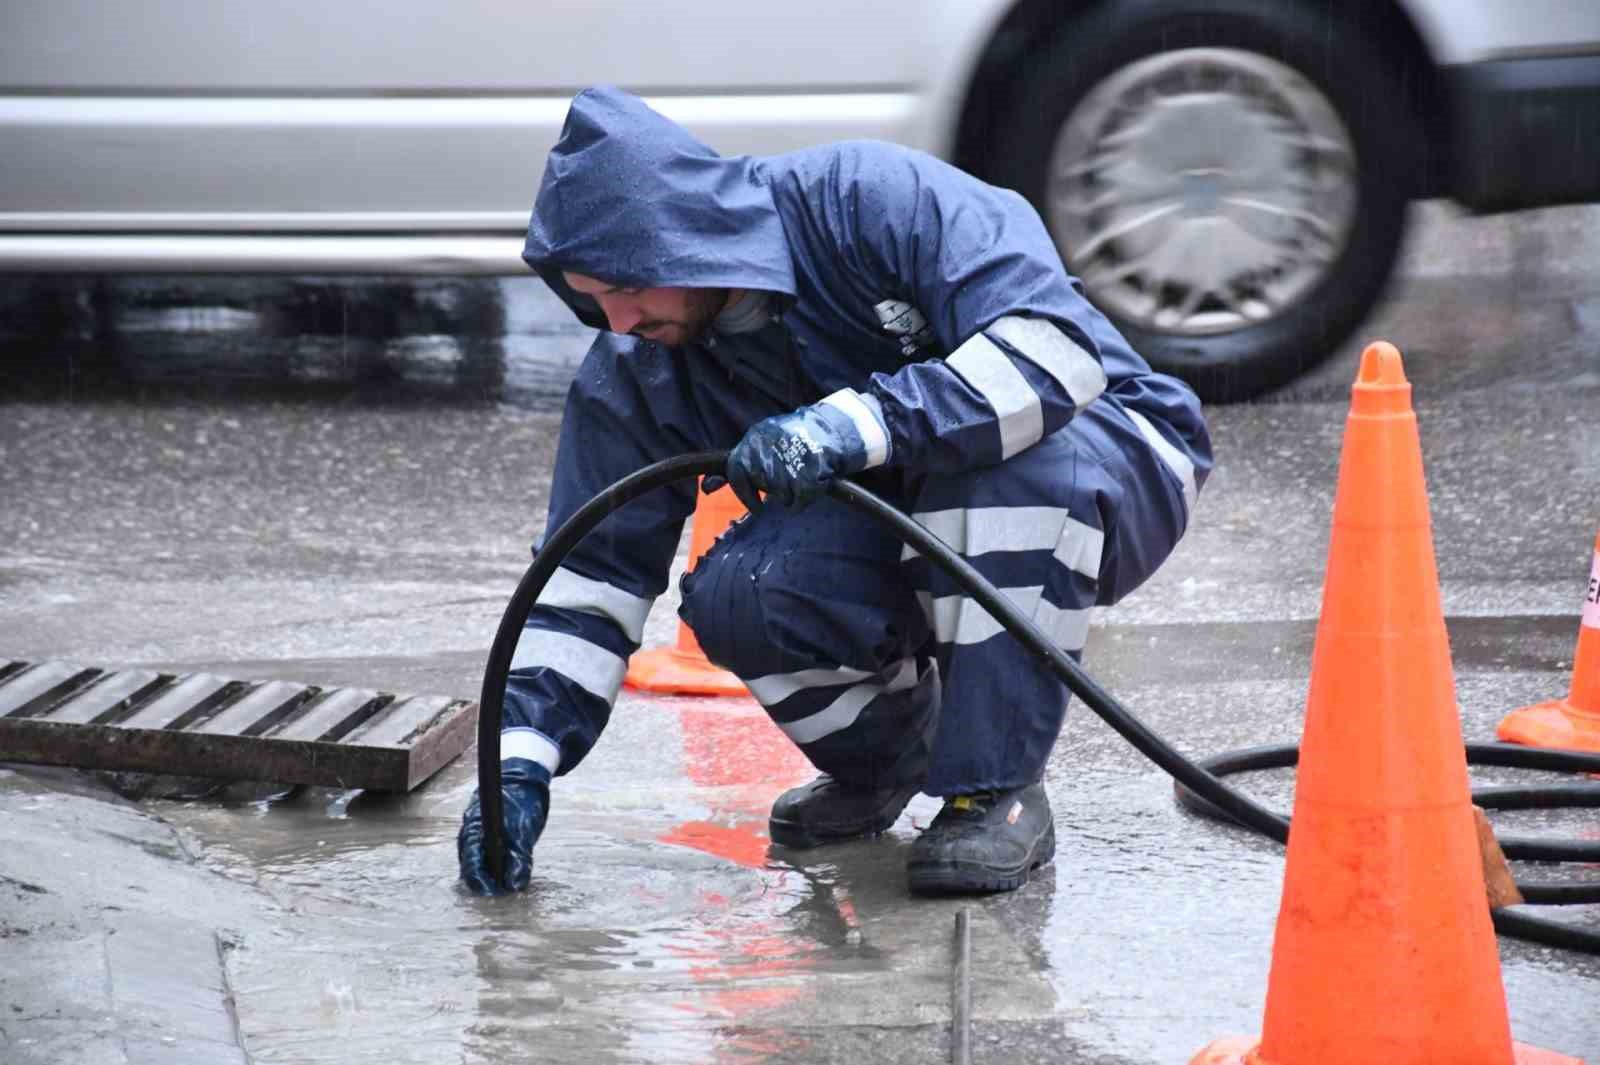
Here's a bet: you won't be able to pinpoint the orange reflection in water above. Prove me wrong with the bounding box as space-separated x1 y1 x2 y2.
661 819 772 870
653 696 827 1063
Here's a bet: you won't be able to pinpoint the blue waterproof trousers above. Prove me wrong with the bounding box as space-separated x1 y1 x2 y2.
679 395 1193 797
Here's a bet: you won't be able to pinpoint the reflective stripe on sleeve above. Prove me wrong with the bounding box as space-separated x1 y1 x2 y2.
500 726 562 775
820 388 890 469
987 316 1106 410
539 566 654 644
509 629 627 702
1035 598 1093 653
946 332 1044 459
1124 408 1199 514
778 657 920 745
1052 517 1105 581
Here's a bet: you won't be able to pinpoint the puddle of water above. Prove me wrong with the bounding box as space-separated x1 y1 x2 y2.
153 693 866 1064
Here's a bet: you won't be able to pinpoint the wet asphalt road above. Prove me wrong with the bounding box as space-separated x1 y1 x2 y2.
2 201 1599 1064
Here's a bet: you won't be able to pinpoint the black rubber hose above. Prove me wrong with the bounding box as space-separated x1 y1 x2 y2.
1172 743 1600 904
476 451 718 885
830 478 1294 839
477 454 1600 953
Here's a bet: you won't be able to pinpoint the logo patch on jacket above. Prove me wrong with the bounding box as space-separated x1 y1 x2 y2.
875 300 938 358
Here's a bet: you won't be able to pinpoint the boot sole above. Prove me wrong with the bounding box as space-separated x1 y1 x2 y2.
906 821 1056 895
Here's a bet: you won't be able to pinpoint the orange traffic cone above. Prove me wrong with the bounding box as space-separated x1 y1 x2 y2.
1191 344 1586 1065
624 479 748 695
1496 527 1600 752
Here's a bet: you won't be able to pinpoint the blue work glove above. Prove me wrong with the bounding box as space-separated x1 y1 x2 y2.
457 757 551 895
715 398 877 511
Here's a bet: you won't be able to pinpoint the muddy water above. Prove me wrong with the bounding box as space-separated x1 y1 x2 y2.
157 694 901 1065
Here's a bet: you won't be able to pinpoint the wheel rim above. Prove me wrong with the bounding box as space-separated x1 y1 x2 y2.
1048 47 1359 337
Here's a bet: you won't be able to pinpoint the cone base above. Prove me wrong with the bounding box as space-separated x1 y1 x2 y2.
624 646 747 696
1496 699 1600 753
1190 1035 1587 1065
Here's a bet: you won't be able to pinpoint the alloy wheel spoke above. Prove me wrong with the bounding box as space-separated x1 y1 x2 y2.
1073 202 1185 260
1221 194 1341 239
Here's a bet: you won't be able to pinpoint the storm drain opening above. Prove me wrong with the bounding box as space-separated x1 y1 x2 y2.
0 658 476 792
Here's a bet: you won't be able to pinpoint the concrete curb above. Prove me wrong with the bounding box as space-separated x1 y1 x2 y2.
0 767 266 1065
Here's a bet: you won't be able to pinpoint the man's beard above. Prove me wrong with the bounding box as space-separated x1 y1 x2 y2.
634 289 731 346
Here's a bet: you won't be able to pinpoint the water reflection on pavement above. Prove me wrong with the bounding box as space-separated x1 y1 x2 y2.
164 692 1002 1065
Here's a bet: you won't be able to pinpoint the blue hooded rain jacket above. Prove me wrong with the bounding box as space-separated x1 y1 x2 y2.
504 87 1211 795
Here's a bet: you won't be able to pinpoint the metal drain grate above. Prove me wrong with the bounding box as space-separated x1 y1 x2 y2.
0 658 476 791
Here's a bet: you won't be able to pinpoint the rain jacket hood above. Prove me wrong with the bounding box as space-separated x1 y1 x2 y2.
522 86 797 330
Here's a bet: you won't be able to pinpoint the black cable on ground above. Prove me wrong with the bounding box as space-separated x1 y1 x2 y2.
478 453 1600 953
1173 744 1600 907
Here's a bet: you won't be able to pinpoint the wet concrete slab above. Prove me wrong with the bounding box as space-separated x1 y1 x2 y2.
0 768 265 1065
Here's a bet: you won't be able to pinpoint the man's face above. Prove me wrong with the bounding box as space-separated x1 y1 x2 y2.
562 272 726 348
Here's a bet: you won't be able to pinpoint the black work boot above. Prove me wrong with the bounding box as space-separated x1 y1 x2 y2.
906 782 1055 895
768 773 920 849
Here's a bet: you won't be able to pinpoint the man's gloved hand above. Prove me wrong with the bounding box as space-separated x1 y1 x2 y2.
457 757 551 895
715 398 875 511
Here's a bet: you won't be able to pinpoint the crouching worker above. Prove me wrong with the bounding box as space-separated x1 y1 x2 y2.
459 86 1211 897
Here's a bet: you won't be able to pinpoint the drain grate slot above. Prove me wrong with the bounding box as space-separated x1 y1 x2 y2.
55 670 171 725
0 662 103 718
110 673 236 731
198 681 316 737
267 688 390 743
348 694 460 748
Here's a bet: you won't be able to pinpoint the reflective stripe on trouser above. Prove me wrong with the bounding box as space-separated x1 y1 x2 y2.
677 496 938 791
678 400 1192 795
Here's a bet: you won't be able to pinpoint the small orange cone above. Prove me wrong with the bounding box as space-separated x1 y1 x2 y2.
1191 343 1586 1065
624 479 748 695
1496 527 1600 752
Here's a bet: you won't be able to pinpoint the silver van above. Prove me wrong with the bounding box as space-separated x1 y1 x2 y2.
4 0 1598 400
